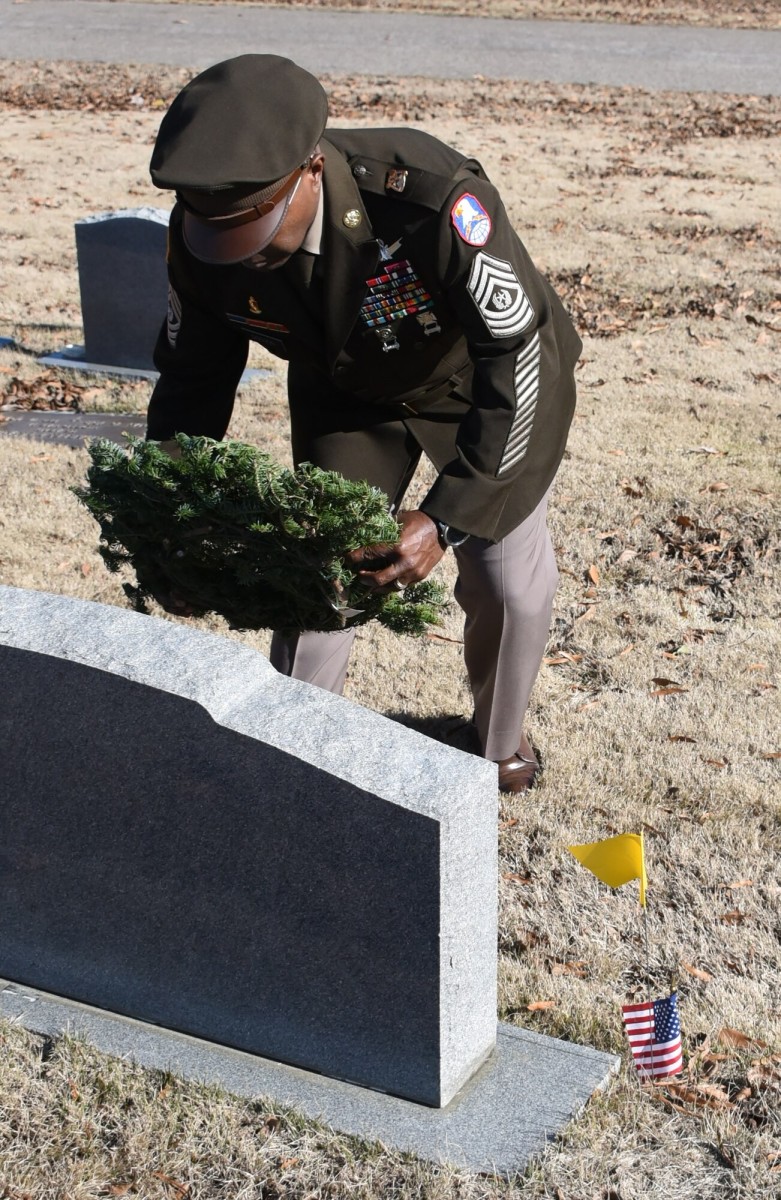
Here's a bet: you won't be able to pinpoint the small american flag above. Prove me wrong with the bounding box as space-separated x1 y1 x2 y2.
621 991 683 1078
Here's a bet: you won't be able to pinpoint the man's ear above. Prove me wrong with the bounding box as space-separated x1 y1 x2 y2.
309 152 325 190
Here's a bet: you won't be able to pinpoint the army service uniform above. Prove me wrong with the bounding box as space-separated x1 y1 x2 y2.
148 127 582 761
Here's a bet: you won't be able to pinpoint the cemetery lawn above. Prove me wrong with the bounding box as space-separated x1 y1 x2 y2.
1 60 780 1200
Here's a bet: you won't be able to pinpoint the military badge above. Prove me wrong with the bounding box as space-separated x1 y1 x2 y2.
385 169 408 194
451 193 492 247
226 312 290 351
467 252 534 338
248 296 262 314
359 259 436 350
167 284 182 349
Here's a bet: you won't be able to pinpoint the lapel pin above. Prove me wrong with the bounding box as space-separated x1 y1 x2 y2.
342 209 362 229
385 169 408 194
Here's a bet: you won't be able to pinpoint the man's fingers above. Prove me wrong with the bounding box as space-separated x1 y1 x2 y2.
345 542 394 567
357 566 404 590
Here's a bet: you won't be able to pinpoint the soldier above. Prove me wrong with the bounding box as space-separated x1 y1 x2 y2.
148 54 582 793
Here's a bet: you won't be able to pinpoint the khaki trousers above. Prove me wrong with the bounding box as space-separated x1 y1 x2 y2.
269 488 558 762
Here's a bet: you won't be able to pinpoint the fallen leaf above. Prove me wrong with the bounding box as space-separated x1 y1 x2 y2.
652 677 682 687
668 734 696 743
746 663 767 672
652 1092 691 1116
682 961 713 982
502 871 532 885
620 476 647 498
29 453 52 462
683 445 725 456
700 481 729 493
278 1158 299 1170
760 751 781 760
703 758 728 768
695 1082 735 1106
527 1000 557 1011
499 817 518 830
551 961 588 978
718 1027 769 1051
587 564 600 586
727 880 753 889
575 603 599 622
80 562 92 576
151 1174 189 1199
748 1060 781 1087
650 686 689 697
664 1082 733 1111
720 910 748 924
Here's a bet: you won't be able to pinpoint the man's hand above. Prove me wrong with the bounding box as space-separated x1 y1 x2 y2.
346 509 445 591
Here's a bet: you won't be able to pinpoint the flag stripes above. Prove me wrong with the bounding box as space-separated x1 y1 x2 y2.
622 993 683 1078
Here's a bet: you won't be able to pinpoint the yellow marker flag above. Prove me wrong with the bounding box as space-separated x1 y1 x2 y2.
567 833 648 907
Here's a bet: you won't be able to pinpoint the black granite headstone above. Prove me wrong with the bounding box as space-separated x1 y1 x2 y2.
76 208 169 370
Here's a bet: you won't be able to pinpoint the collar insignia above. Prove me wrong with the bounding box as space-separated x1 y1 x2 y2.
385 169 408 194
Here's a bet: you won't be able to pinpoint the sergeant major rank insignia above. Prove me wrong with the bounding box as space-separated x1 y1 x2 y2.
451 193 492 247
467 251 534 338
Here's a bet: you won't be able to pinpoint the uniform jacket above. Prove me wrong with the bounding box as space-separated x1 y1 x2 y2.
148 127 581 541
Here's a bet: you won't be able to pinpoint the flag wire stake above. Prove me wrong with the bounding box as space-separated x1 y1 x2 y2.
642 894 656 1079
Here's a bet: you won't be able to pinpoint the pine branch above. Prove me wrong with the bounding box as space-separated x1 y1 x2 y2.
73 435 447 636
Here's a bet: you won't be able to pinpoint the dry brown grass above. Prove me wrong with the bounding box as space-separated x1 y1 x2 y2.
1 63 780 1199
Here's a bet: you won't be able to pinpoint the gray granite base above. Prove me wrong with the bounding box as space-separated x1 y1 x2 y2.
0 978 618 1176
38 343 270 385
0 408 147 447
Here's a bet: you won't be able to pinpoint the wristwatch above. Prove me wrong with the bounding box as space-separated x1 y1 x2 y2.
435 520 470 549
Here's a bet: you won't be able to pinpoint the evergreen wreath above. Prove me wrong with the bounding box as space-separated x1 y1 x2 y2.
74 435 446 637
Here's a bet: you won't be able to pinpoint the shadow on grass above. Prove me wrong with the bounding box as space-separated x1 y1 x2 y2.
384 711 482 756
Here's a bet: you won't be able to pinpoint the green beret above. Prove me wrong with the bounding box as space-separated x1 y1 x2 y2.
150 54 328 198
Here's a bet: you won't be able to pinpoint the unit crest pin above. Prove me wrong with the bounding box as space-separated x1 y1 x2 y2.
342 209 362 229
385 169 408 194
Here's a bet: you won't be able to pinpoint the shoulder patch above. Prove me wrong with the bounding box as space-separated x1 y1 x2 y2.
451 193 492 246
467 252 534 338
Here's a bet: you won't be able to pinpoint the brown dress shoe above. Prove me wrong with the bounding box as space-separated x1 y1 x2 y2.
496 734 540 793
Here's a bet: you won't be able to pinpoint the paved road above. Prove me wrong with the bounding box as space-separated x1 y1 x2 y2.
1 0 780 93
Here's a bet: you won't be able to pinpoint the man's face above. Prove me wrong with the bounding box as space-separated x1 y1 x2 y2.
243 153 324 271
